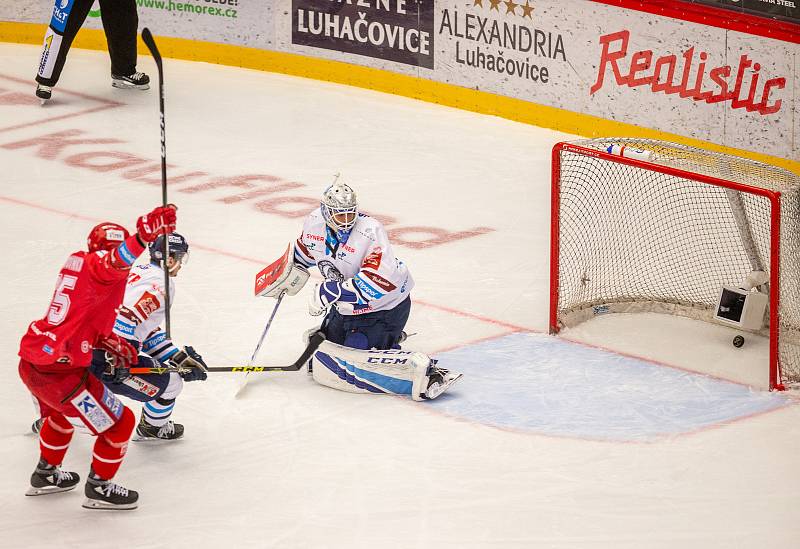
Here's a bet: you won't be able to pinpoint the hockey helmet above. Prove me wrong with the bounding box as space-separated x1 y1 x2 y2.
321 178 358 241
149 232 190 266
87 222 129 253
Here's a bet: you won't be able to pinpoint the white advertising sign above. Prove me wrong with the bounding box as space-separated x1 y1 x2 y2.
2 1 795 161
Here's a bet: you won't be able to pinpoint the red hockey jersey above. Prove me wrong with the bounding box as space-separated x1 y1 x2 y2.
19 244 142 368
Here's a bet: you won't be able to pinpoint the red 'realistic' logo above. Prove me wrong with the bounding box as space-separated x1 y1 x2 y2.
589 30 785 116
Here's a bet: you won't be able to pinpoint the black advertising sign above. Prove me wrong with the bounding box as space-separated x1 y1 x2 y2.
694 0 799 23
292 0 435 68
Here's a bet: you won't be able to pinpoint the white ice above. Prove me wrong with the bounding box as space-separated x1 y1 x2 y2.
0 43 799 548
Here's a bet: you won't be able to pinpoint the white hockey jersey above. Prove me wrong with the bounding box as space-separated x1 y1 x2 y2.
112 262 179 362
294 210 414 315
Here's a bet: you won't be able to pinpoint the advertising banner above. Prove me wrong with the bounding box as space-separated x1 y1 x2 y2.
2 1 796 161
694 0 799 23
291 0 435 68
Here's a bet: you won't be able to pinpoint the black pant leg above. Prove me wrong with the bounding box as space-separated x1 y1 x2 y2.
35 0 95 86
98 0 139 76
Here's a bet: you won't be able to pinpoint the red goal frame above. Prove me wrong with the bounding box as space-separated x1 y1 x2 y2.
549 142 784 390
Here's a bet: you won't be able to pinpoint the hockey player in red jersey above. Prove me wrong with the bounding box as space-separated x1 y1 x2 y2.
18 205 176 510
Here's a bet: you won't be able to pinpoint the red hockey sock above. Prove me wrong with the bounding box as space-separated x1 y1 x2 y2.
39 414 74 466
91 406 135 479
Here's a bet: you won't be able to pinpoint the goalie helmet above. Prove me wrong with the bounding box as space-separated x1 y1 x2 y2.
321 180 358 241
149 232 190 266
87 222 129 253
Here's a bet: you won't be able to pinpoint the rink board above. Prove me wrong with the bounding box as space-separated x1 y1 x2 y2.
430 332 791 442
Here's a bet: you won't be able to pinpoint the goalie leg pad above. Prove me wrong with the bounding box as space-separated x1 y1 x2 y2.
310 340 429 397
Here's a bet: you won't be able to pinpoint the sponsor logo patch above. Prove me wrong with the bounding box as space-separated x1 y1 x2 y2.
134 291 161 319
363 248 382 270
363 271 397 292
123 376 160 398
353 276 384 301
105 229 125 241
101 386 124 419
70 389 114 432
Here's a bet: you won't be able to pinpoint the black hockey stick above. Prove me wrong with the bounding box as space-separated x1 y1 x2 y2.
128 331 326 375
141 27 172 338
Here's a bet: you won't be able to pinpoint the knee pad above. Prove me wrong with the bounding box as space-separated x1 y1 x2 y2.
160 372 184 400
103 406 136 445
343 331 369 350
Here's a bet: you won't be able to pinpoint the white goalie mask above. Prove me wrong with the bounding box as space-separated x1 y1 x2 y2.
321 180 358 241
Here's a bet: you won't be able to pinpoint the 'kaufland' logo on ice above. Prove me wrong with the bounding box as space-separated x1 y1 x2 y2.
292 0 434 68
590 30 786 116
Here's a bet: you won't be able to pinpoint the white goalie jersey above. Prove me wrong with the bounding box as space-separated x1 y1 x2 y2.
294 210 414 315
112 262 179 362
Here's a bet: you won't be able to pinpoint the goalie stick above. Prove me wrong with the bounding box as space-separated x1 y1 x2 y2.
128 331 325 375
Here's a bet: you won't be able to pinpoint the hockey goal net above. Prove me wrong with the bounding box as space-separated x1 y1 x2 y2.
550 138 800 390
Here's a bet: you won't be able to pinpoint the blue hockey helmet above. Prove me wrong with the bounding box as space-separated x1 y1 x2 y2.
149 232 189 266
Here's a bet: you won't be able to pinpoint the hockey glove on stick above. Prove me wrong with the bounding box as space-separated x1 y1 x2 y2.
170 346 208 381
95 333 138 376
136 204 177 243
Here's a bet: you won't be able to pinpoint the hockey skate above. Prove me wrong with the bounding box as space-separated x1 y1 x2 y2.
111 72 150 90
422 363 463 400
410 354 463 401
26 459 81 496
134 415 184 441
83 468 138 510
35 84 52 103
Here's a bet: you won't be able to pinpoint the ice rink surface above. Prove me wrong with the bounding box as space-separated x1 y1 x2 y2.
1 43 799 548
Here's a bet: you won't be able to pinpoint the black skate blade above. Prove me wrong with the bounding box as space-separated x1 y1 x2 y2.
82 498 138 510
111 81 150 91
132 432 184 442
26 484 76 496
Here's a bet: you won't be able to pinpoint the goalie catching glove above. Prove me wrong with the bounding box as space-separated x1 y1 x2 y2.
308 280 361 316
168 346 208 382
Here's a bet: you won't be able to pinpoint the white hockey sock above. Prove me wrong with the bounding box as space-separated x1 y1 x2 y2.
142 398 175 427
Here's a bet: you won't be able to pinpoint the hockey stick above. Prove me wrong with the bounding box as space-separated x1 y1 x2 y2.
141 27 172 338
250 289 287 362
128 331 325 375
234 288 288 396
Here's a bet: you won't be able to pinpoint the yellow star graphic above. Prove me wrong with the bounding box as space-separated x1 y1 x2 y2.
521 0 534 18
489 0 502 10
504 0 518 14
473 0 484 6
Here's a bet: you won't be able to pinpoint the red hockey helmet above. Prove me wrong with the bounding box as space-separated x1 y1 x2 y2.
87 222 129 253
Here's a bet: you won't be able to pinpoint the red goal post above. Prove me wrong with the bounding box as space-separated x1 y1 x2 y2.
550 138 800 390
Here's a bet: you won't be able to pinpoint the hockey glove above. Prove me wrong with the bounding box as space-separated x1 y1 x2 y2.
136 204 177 243
308 280 361 316
104 363 131 383
170 346 208 382
95 333 138 372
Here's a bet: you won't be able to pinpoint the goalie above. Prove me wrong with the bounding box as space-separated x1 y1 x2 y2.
257 179 462 400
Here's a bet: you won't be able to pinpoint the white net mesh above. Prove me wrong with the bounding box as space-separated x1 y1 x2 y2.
553 138 800 386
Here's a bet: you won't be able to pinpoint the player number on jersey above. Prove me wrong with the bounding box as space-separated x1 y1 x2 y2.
47 274 78 325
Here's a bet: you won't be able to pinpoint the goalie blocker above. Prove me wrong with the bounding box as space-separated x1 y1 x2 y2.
309 336 462 401
255 243 309 298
